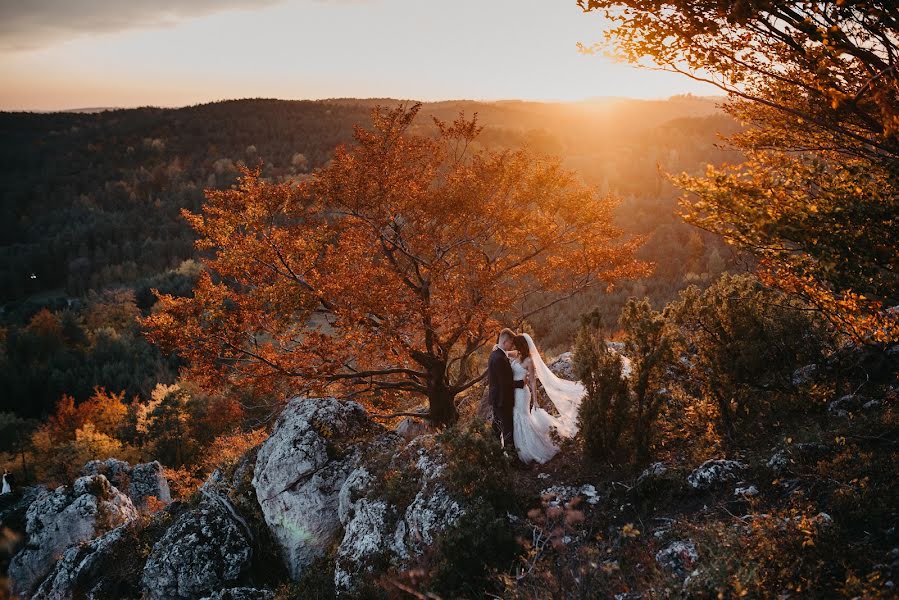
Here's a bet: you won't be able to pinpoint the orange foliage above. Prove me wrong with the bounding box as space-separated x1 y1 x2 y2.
143 105 649 424
198 428 268 474
45 387 128 444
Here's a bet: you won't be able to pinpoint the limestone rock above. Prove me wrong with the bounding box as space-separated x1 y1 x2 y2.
656 540 698 577
540 483 601 507
82 458 172 509
252 396 382 581
687 459 747 491
8 475 137 598
0 486 42 573
200 588 275 600
548 352 576 380
32 521 137 600
334 439 464 594
141 499 253 600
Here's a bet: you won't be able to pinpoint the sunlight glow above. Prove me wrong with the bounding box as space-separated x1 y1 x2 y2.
0 0 718 111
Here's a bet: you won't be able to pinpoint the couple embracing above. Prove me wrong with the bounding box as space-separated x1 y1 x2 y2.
487 328 586 464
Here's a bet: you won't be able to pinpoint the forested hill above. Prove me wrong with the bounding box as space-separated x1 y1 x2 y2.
0 96 734 309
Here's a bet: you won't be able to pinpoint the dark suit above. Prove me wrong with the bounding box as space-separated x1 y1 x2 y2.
487 347 515 446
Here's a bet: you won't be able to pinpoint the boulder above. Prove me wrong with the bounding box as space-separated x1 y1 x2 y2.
32 521 137 600
548 352 576 380
82 458 172 509
0 486 42 573
334 438 464 594
767 442 828 475
141 499 253 600
828 393 867 417
791 364 818 386
200 588 275 600
252 397 383 581
636 462 668 487
687 459 747 491
8 475 137 598
540 483 600 507
656 540 698 577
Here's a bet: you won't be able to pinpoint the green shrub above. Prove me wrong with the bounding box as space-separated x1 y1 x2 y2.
576 298 673 466
665 273 832 440
575 322 630 464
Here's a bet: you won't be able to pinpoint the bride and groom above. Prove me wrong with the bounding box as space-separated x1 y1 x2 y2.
487 328 586 464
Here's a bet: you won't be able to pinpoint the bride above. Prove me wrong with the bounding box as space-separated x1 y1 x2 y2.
508 333 586 464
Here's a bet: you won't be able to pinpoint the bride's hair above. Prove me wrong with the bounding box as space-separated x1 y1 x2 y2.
512 335 530 361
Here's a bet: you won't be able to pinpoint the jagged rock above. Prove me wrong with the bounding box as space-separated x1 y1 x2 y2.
8 475 137 598
767 442 828 475
252 396 383 581
0 486 42 573
637 462 668 487
687 459 747 490
32 521 137 600
130 461 172 507
548 352 576 380
81 458 131 491
791 364 818 386
334 438 463 594
141 499 253 600
540 483 600 507
82 458 172 509
200 588 275 600
734 484 759 497
655 540 698 577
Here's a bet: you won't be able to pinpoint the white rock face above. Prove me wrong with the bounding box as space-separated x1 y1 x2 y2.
200 589 275 600
548 352 576 380
8 475 137 598
252 396 380 581
687 459 748 490
656 540 699 577
334 440 464 594
32 521 133 600
540 483 601 507
82 458 172 508
141 500 253 600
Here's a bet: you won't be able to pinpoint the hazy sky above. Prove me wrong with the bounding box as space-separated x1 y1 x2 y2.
0 0 718 111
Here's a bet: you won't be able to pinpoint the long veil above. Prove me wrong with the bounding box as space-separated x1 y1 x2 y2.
522 333 585 438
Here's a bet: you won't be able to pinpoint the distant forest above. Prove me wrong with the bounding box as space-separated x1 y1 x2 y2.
0 96 742 419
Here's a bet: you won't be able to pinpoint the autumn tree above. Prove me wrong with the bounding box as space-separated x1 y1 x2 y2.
578 0 899 341
144 104 648 425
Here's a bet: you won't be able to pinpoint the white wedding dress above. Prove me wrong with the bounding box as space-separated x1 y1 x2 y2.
511 333 587 464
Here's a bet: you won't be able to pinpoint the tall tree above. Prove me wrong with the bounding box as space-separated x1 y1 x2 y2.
578 0 899 341
143 105 648 425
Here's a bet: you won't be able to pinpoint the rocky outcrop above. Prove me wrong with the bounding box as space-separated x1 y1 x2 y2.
687 459 748 491
252 396 384 581
200 589 275 600
767 442 828 475
656 540 698 577
549 352 576 379
0 486 42 574
8 475 137 598
141 499 253 600
82 458 172 509
32 521 139 600
334 438 464 594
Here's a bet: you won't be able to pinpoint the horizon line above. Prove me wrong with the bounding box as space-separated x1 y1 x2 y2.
3 93 727 115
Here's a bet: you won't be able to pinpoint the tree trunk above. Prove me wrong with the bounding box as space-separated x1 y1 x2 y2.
427 365 458 427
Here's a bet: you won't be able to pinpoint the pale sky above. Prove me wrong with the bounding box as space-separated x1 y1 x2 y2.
0 0 718 111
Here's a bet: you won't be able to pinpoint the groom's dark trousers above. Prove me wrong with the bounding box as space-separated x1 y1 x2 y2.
487 347 519 448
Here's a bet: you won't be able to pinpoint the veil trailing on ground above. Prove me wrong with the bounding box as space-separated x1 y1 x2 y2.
522 333 585 438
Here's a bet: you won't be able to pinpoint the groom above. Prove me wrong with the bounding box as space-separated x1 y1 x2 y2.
487 328 524 449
